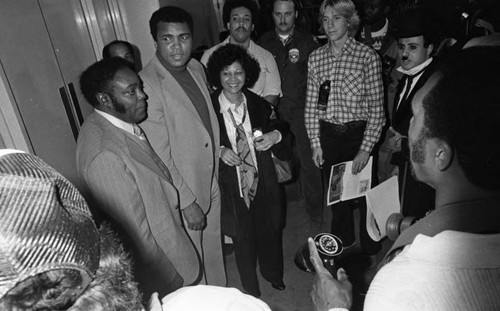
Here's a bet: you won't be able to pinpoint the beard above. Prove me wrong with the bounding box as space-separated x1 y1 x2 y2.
409 130 427 179
110 95 126 114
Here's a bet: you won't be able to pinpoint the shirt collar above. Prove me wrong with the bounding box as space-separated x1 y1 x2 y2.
327 36 354 57
275 26 295 45
219 91 247 115
226 36 253 51
95 109 135 135
397 57 433 76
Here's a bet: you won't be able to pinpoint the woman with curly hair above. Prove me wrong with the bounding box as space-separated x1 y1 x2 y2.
206 44 292 297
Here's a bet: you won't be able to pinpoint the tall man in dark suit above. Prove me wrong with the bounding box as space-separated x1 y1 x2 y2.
387 9 438 219
76 58 200 300
139 6 226 286
258 0 324 223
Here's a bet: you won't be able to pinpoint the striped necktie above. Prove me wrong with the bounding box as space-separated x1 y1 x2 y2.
227 107 258 208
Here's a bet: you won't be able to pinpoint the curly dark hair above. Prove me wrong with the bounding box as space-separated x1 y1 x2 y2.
206 44 261 90
223 0 258 26
102 40 134 59
421 46 500 190
79 57 134 108
149 6 193 42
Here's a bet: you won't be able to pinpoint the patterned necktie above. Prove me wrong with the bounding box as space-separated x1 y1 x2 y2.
227 107 258 208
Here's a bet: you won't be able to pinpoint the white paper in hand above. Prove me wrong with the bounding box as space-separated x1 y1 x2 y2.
366 176 400 241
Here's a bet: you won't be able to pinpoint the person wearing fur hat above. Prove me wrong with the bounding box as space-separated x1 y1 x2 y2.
0 150 143 311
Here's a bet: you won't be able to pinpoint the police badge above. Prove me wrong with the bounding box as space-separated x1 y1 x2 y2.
288 48 300 63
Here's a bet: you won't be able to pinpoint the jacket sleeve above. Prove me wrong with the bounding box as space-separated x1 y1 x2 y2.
83 150 183 291
258 96 292 161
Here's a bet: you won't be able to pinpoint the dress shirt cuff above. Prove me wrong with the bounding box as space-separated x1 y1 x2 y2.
360 140 375 154
328 308 349 311
311 138 321 149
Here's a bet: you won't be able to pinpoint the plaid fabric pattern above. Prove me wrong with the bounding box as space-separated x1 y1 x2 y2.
305 37 385 153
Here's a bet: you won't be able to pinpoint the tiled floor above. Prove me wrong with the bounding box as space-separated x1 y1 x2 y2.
223 181 392 311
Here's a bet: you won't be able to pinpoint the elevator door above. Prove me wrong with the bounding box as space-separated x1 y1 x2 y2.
0 0 97 187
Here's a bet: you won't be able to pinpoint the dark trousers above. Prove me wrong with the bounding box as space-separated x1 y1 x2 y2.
279 108 324 220
320 121 380 255
233 183 284 296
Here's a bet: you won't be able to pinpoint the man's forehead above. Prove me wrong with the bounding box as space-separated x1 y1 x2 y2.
274 0 295 10
323 6 340 16
157 22 191 34
112 68 139 88
398 35 425 45
231 7 252 16
110 43 130 52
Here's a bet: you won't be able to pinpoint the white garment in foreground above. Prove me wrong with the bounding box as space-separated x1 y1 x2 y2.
365 231 500 310
161 285 272 311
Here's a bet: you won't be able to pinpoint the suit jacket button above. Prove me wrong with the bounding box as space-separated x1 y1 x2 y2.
205 143 209 147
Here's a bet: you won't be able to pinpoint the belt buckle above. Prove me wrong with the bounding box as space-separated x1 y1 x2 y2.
335 123 348 133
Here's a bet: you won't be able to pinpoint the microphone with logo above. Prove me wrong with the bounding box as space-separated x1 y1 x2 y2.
294 233 343 277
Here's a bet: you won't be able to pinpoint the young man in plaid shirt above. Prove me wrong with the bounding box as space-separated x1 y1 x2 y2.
305 0 385 263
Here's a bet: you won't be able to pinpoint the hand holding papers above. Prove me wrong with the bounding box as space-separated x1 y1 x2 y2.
327 157 373 206
326 158 402 242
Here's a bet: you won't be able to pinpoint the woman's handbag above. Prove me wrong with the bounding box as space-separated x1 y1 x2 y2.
271 152 292 183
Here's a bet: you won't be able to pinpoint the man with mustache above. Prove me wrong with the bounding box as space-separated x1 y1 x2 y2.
201 0 281 106
386 9 438 219
258 0 324 223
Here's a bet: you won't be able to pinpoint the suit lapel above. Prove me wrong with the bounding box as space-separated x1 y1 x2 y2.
126 135 173 182
151 58 202 122
393 76 408 120
92 113 172 183
187 60 220 144
393 61 435 122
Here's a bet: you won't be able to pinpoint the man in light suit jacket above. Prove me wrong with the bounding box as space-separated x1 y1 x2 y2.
140 6 226 286
76 58 201 301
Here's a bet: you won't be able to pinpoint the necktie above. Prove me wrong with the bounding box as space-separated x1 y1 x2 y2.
400 74 414 103
133 123 172 181
133 124 147 141
227 107 258 208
